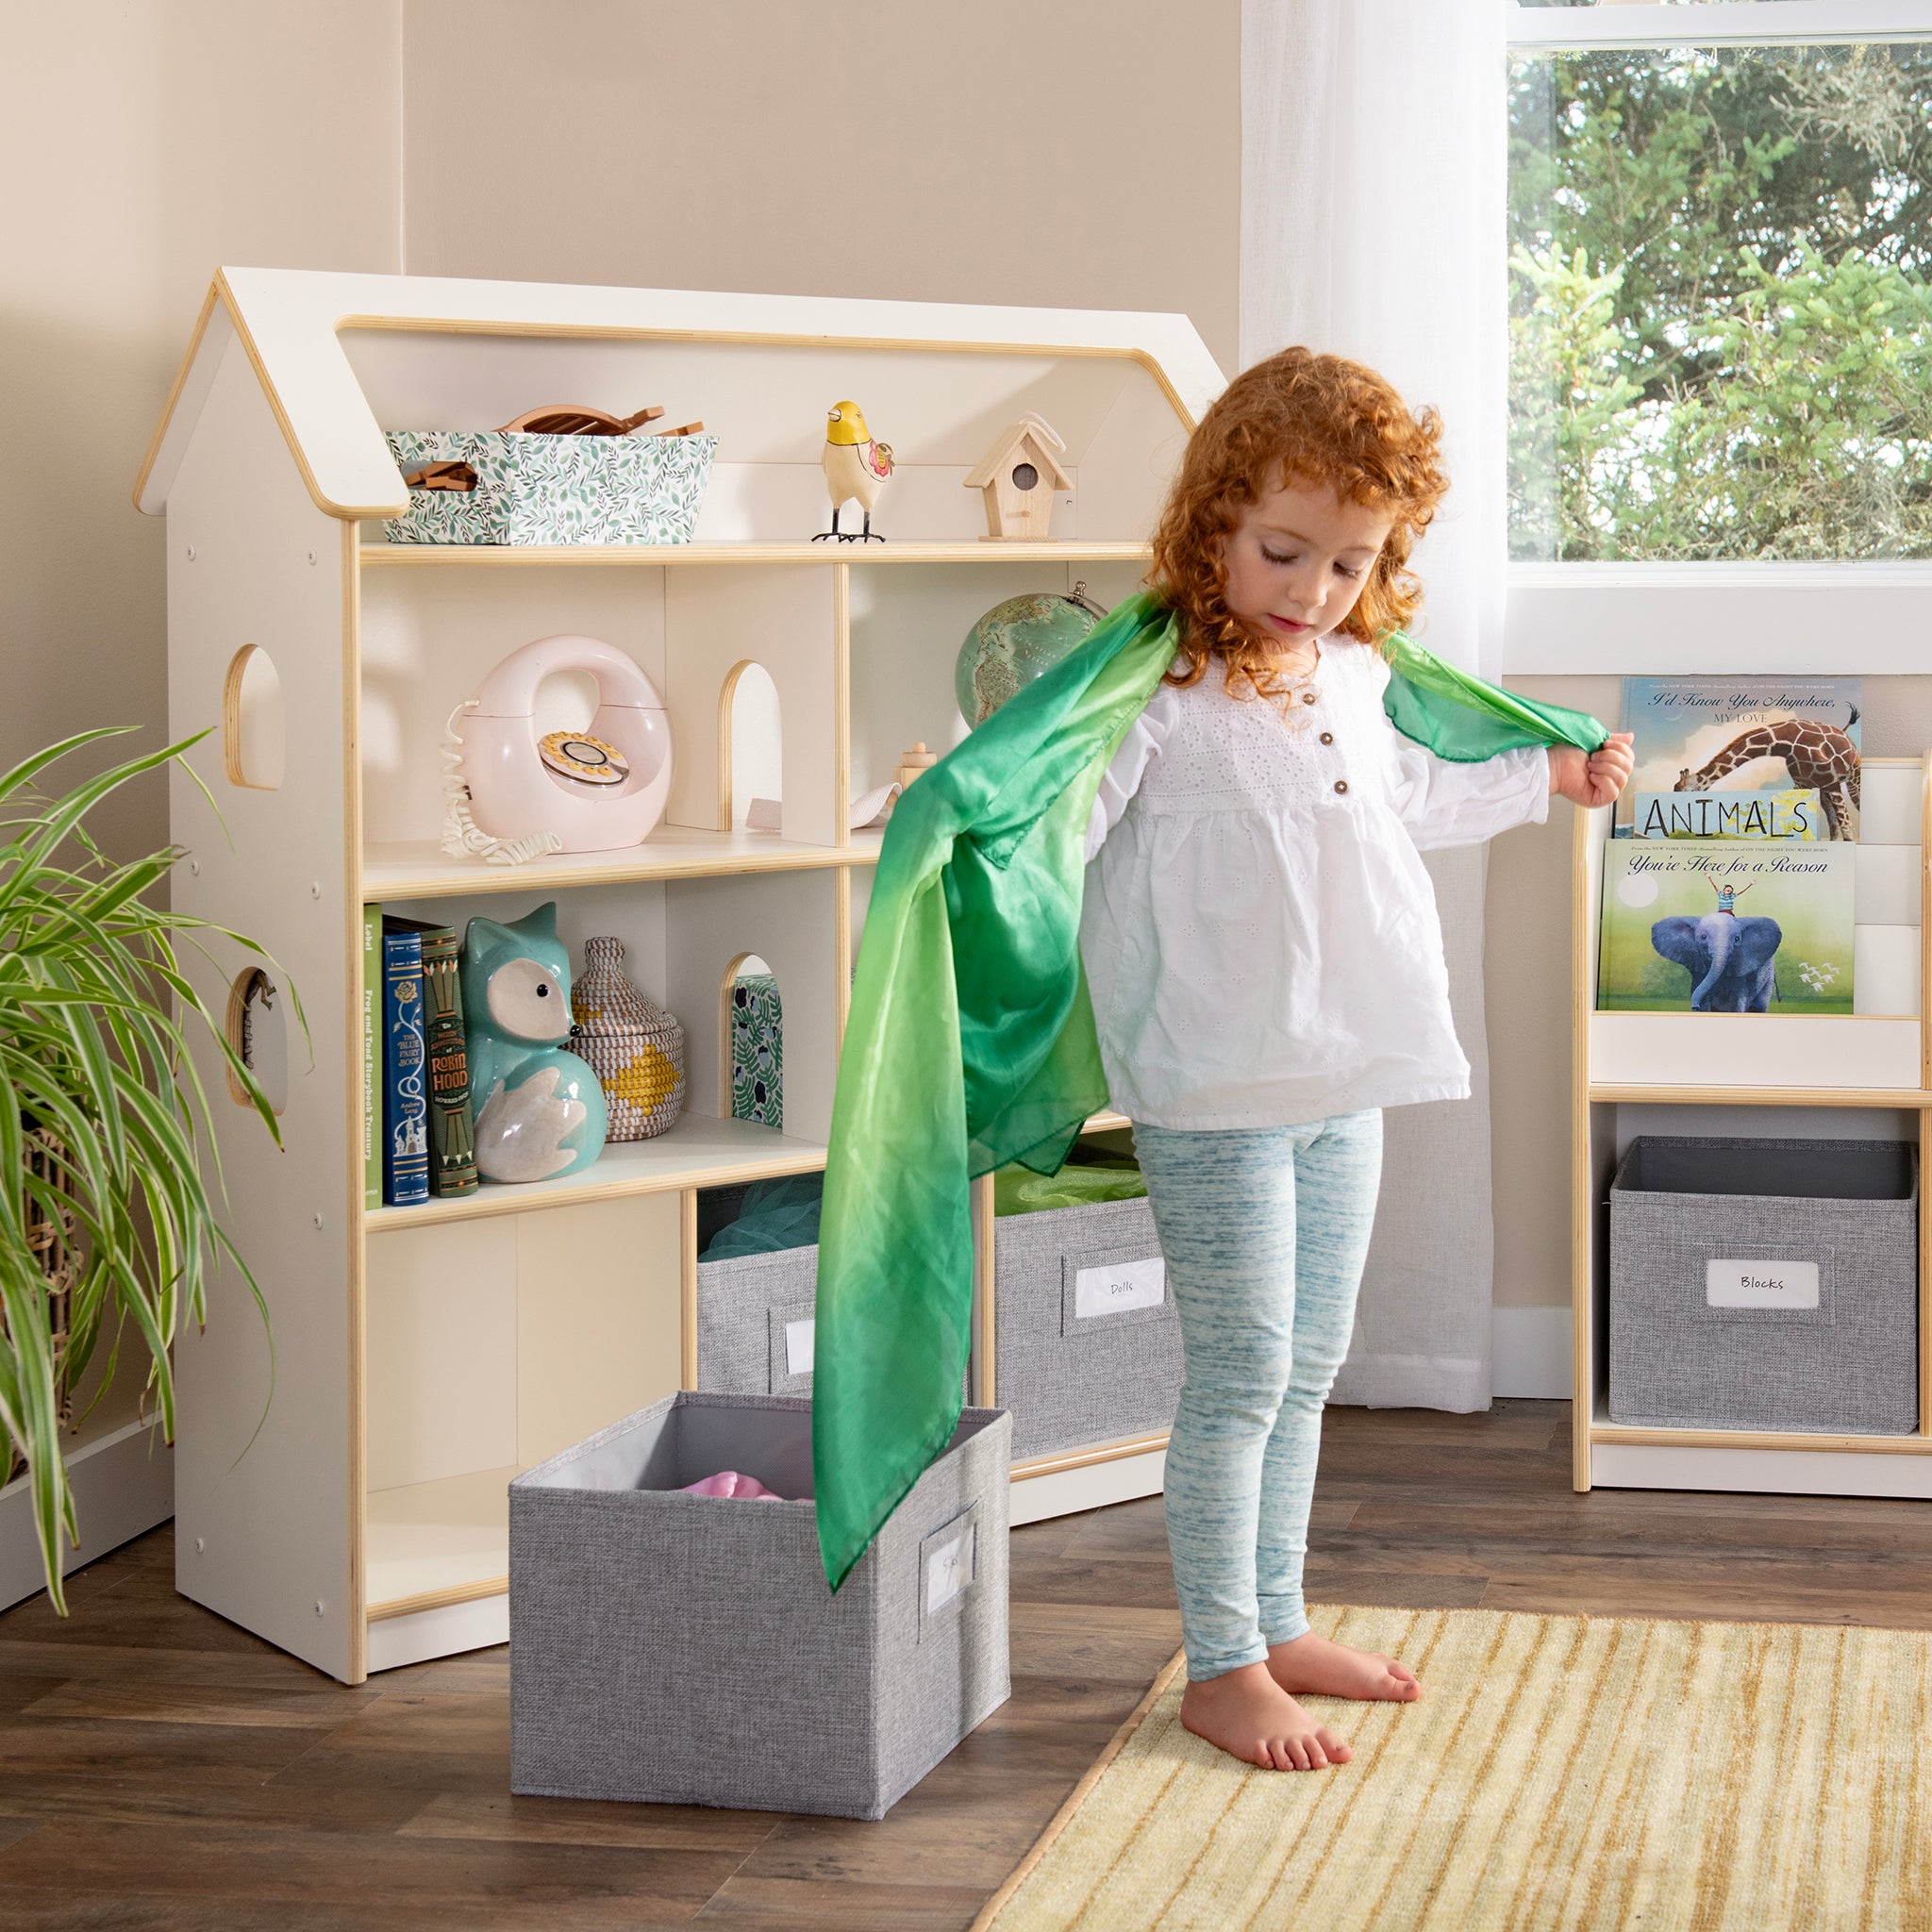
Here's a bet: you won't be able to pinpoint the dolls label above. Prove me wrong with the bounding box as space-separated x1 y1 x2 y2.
924 1521 975 1617
785 1318 816 1376
1707 1259 1820 1309
1074 1256 1166 1321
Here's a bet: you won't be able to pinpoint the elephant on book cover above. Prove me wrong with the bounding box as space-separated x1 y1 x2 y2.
1651 912 1783 1013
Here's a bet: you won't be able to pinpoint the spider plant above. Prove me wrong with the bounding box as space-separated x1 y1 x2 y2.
0 727 291 1611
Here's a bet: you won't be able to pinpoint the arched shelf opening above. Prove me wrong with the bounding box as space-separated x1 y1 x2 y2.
222 644 285 791
719 952 782 1129
717 660 782 832
224 965 288 1114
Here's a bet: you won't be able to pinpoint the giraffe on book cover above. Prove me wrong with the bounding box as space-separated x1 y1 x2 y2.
1674 708 1861 841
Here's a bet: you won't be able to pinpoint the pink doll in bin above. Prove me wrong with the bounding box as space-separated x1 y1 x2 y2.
682 1471 781 1499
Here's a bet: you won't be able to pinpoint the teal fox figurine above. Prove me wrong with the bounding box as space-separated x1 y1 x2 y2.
460 903 608 1182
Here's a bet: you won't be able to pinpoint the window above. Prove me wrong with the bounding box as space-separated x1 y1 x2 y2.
1505 2 1932 671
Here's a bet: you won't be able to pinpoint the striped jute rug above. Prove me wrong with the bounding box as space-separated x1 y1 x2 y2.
974 1605 1932 1931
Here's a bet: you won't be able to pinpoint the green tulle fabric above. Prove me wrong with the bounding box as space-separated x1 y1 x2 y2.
811 597 1607 1591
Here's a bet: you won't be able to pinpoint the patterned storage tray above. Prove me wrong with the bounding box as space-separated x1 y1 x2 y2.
382 430 715 545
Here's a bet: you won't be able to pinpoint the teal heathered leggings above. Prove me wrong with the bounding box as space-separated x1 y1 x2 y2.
1134 1111 1384 1681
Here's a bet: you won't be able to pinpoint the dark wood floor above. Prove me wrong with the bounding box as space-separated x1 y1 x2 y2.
4 1398 1931 1929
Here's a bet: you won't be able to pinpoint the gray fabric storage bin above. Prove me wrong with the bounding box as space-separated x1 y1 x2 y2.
509 1391 1010 1820
1608 1136 1918 1434
993 1196 1182 1458
696 1243 820 1396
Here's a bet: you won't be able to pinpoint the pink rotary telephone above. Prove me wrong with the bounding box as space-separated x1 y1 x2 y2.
454 635 674 856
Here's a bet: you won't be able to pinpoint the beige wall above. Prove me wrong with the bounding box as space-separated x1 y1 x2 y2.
1490 675 1932 1311
0 0 401 1445
1 0 1238 1456
399 0 1241 373
0 0 401 860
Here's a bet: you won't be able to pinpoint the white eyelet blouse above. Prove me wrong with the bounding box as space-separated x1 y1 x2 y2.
1079 633 1551 1129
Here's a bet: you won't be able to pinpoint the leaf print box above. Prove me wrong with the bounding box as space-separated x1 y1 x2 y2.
381 430 716 545
508 1391 1011 1820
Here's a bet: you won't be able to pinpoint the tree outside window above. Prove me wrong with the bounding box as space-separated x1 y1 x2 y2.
1509 31 1932 561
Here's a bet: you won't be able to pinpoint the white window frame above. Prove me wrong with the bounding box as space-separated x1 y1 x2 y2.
1504 1 1932 675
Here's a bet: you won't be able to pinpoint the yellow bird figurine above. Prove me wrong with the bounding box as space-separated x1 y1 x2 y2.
816 400 894 542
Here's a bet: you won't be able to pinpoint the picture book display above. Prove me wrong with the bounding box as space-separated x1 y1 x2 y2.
1597 842 1855 1014
1619 678 1862 841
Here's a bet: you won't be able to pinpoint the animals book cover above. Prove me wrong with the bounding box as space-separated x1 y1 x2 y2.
1617 678 1862 841
1597 842 1855 1014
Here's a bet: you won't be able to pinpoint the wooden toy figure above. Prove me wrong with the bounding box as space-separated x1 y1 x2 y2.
817 400 894 541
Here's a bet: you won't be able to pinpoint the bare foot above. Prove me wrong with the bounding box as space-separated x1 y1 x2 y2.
1178 1661 1353 1772
1267 1629 1420 1703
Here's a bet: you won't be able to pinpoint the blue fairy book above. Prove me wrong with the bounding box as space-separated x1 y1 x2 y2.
381 918 431 1206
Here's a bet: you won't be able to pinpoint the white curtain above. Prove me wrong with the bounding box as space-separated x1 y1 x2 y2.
1241 0 1508 1410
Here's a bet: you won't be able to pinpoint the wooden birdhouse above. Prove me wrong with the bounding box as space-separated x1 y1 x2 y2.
964 412 1074 541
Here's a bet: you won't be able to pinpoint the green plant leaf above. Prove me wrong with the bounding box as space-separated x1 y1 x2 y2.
0 729 281 1611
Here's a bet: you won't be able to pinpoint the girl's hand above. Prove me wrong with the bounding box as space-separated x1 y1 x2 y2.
1549 732 1634 808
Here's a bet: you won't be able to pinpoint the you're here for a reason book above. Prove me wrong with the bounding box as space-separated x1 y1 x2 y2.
1598 841 1856 1014
1619 677 1862 842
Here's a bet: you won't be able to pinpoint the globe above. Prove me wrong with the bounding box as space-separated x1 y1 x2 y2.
954 589 1106 726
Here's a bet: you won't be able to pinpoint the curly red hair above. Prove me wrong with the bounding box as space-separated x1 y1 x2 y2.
1149 346 1449 698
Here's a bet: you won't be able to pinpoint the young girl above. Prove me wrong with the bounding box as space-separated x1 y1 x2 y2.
1078 347 1633 1772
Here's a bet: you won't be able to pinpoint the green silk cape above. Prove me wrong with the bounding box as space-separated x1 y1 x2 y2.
811 591 1604 1590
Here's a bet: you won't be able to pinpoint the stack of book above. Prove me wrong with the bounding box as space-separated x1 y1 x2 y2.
1598 677 1860 1016
362 911 480 1208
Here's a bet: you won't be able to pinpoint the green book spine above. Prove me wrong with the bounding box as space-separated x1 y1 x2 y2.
418 925 479 1196
362 904 381 1211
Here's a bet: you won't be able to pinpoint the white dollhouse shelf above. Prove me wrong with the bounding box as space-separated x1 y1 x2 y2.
1572 753 1932 1501
142 267 1222 1682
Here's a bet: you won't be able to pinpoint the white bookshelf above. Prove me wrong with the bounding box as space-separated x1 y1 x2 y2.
1571 754 1932 1499
141 267 1223 1681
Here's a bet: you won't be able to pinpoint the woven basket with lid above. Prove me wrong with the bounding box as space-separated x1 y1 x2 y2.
569 936 687 1141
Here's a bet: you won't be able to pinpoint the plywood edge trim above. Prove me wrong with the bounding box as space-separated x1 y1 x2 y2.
1570 802 1595 1492
366 1574 508 1622
1590 1424 1932 1456
363 844 876 901
357 541 1157 568
365 1148 830 1231
133 278 223 513
145 274 405 523
342 516 368 1679
331 316 1201 432
1588 1085 1932 1108
1011 1432 1171 1481
679 1189 700 1391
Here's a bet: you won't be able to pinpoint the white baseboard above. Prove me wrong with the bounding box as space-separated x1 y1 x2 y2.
1010 1448 1166 1524
366 1593 508 1674
0 1418 174 1613
1491 1306 1574 1400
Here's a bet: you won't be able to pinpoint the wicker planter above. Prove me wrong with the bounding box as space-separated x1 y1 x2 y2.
6 1126 78 1488
569 937 686 1141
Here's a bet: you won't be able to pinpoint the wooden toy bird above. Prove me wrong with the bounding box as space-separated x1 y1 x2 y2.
816 400 893 542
